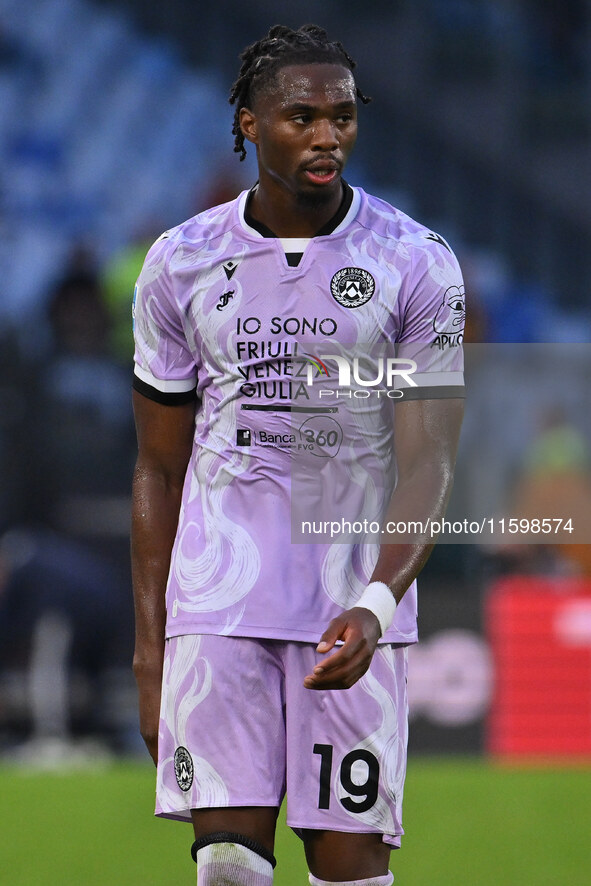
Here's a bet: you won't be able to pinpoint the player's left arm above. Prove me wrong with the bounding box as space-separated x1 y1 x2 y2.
304 396 464 690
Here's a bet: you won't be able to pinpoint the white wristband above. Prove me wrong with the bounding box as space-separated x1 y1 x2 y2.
353 581 397 636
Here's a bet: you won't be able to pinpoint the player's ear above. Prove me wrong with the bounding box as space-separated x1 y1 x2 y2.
240 107 258 145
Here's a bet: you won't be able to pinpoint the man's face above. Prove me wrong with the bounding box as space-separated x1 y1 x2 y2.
240 63 358 206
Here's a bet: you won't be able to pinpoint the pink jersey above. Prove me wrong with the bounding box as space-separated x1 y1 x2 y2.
133 186 465 644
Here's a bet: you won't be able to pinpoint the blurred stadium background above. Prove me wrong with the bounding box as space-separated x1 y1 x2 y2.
0 0 590 883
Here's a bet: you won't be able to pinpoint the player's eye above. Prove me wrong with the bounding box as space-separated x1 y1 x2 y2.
292 114 311 124
336 114 353 123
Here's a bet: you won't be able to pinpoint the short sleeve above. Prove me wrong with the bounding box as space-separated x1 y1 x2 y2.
132 234 197 405
395 232 465 400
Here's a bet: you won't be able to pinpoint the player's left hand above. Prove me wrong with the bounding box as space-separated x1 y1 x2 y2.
303 607 381 690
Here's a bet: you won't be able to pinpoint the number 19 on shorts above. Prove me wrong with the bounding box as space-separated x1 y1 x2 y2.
313 743 380 813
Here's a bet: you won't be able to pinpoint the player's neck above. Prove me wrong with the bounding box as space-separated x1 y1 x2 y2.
248 180 345 238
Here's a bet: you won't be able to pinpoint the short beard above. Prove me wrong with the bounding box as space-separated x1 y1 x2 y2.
295 183 341 211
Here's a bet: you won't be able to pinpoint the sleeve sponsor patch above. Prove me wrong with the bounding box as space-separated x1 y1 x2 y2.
432 284 465 350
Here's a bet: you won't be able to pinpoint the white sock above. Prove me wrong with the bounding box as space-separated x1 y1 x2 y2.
197 842 274 885
308 873 394 886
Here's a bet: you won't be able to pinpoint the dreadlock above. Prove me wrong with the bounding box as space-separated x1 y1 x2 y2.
229 23 371 161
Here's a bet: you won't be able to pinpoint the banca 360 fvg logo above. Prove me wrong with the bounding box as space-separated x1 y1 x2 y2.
237 414 344 458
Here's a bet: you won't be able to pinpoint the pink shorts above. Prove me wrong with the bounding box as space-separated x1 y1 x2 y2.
156 634 409 848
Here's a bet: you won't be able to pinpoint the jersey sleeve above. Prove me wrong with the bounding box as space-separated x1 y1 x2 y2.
395 232 465 400
132 233 198 405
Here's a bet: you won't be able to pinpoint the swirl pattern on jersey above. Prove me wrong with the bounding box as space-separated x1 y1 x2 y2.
133 188 464 644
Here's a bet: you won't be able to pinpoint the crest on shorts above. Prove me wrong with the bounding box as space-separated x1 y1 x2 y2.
174 746 194 792
330 267 375 309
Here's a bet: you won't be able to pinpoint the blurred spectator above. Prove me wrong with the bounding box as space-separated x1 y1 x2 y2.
20 269 135 538
101 166 246 364
0 527 134 760
457 251 492 344
460 247 565 343
194 164 247 214
0 265 138 758
102 230 157 364
0 327 30 531
487 407 591 576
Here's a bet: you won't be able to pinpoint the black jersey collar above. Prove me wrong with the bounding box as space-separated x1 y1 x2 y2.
244 182 354 239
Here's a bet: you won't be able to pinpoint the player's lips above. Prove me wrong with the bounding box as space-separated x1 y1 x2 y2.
302 160 340 185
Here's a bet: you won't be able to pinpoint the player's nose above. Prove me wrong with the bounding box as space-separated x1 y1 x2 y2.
310 118 339 151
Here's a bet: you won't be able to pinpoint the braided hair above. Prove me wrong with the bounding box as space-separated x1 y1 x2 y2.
229 23 371 160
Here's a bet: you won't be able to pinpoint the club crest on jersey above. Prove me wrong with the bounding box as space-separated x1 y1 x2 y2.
330 267 375 309
174 746 194 792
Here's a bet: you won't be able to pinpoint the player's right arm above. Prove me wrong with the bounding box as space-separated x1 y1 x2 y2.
130 231 198 762
131 391 195 764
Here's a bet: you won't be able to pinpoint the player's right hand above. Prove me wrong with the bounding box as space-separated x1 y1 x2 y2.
133 654 163 765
